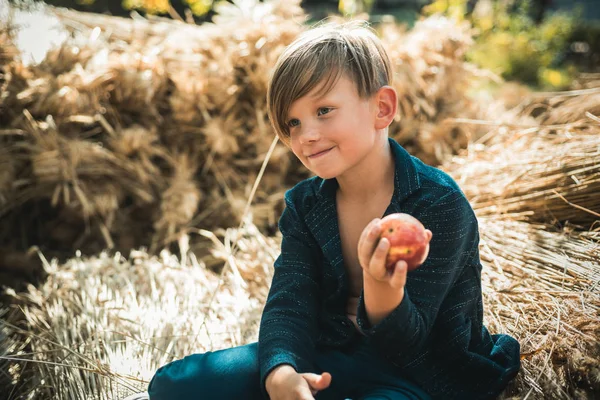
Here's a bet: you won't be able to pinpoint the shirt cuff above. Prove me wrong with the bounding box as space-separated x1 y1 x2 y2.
260 350 313 396
356 289 413 337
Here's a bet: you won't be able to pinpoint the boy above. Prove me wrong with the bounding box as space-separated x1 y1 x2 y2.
145 21 520 400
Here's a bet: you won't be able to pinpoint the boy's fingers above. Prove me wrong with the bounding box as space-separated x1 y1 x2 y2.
369 221 382 242
301 372 331 391
358 218 379 245
425 229 433 242
358 219 380 266
390 260 407 289
358 219 378 247
300 372 319 386
293 377 315 399
419 244 430 264
296 385 315 400
368 238 389 280
318 372 332 389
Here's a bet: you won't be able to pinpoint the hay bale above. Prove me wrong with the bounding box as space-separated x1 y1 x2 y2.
443 110 600 229
479 216 600 399
152 153 202 248
0 307 31 400
0 1 494 258
479 216 599 293
17 112 154 215
1 62 32 126
439 90 600 398
1 221 276 399
0 145 15 204
536 92 600 126
0 25 19 66
2 215 598 399
0 0 311 256
380 15 492 165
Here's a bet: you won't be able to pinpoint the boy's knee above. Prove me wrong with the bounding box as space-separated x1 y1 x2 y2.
148 356 198 400
148 343 261 400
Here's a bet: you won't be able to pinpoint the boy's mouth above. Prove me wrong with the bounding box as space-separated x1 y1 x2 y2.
308 147 334 158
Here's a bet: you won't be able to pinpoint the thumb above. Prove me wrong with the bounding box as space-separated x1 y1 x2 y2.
425 229 433 242
302 372 332 391
295 380 316 400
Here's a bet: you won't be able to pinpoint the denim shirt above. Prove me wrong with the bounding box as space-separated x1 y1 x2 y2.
258 138 520 399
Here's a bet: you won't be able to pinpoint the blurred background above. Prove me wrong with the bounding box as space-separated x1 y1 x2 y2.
11 0 600 89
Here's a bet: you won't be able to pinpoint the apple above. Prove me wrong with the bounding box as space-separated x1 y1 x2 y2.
380 213 428 271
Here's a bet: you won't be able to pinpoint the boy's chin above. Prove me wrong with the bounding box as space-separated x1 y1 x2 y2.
301 164 334 180
311 169 338 180
301 161 340 180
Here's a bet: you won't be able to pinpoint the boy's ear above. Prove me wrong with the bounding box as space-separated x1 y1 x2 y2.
374 86 398 130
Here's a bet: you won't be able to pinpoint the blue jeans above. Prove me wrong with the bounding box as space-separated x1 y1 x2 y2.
148 338 431 400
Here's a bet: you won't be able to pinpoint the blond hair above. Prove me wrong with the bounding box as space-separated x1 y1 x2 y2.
267 21 393 145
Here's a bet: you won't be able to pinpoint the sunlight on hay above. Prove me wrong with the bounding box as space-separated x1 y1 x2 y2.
444 116 600 228
0 0 69 65
2 213 598 399
0 0 498 257
0 0 310 253
2 219 277 399
477 216 599 398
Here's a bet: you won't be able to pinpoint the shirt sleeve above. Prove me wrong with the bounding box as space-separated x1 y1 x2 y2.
258 194 320 394
355 189 480 365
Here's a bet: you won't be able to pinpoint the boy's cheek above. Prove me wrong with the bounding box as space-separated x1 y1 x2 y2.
289 143 303 161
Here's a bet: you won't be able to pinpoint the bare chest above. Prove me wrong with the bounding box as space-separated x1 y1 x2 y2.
337 198 390 297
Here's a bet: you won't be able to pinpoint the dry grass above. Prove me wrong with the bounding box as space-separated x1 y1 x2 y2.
0 1 493 257
1 215 597 399
1 220 277 399
444 116 600 229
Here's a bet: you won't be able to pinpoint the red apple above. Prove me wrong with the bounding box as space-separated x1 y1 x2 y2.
380 213 428 272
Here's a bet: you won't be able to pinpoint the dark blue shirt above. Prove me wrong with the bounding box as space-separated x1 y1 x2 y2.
258 138 520 399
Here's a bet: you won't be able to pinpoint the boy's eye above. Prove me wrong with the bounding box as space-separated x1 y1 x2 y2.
317 107 332 116
287 119 300 128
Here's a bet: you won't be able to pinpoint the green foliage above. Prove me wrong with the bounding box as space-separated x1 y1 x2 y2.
184 0 214 16
122 0 215 16
122 0 170 14
424 0 578 89
338 0 375 16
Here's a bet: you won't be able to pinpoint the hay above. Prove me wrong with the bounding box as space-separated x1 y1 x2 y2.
6 111 155 222
535 92 600 126
438 89 600 398
0 145 15 204
380 15 492 165
0 0 308 256
1 215 598 399
0 24 19 66
443 110 600 229
0 2 491 258
0 308 29 400
1 220 277 399
479 216 599 293
480 217 600 399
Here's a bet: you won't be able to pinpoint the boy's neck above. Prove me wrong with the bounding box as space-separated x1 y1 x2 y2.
335 137 395 205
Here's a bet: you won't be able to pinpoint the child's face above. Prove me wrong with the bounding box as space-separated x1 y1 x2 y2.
286 74 379 180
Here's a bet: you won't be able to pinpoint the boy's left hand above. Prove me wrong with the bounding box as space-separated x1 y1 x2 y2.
357 218 432 289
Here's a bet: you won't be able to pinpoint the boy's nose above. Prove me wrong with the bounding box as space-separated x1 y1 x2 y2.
298 125 320 144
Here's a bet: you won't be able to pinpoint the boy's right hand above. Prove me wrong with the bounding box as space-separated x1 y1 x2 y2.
266 364 332 400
